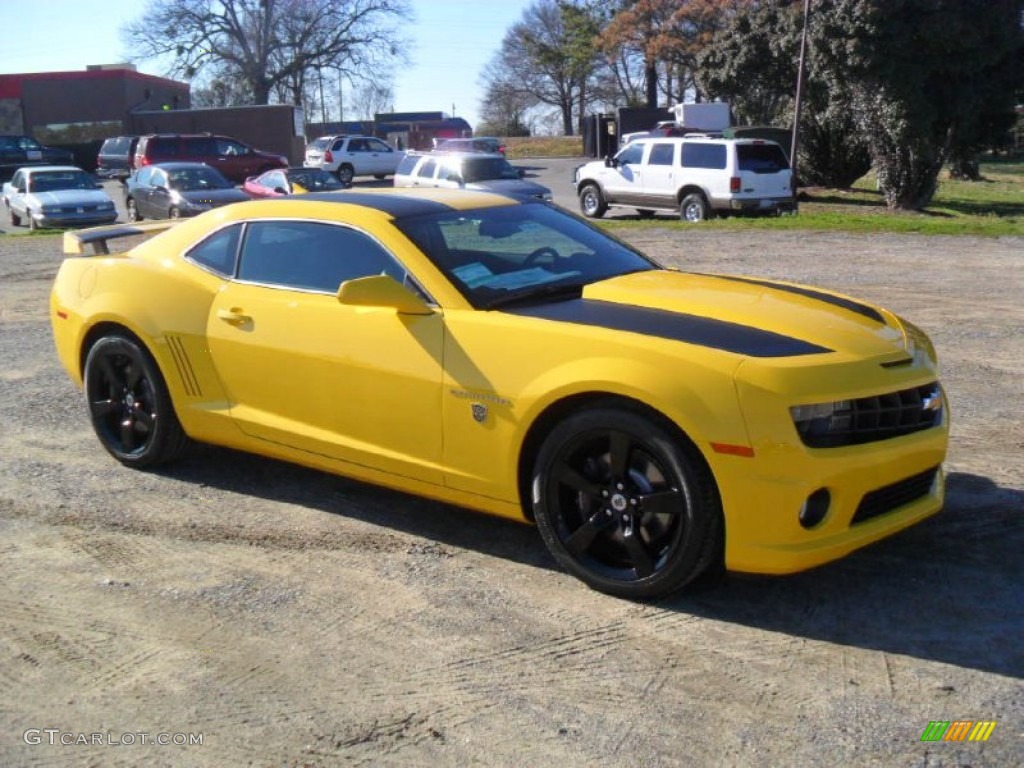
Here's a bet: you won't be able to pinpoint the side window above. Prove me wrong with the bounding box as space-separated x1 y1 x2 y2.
216 139 247 156
681 143 727 170
416 159 438 178
186 224 242 277
368 139 392 153
237 221 407 292
332 138 346 152
396 155 418 174
616 143 644 166
150 139 178 159
648 143 675 166
151 169 168 188
348 139 368 152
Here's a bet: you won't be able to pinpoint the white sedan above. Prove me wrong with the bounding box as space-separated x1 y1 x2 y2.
3 165 117 230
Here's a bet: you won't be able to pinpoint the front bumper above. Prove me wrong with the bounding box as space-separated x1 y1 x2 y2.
717 366 949 575
34 211 118 229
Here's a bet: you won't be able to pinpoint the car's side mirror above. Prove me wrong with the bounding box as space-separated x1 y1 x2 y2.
337 274 433 315
445 173 463 184
273 187 287 194
604 155 618 168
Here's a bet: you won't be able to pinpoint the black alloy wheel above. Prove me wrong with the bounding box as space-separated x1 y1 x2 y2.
83 334 188 467
532 407 722 600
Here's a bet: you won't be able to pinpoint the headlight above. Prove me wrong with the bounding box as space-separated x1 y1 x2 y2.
790 400 854 441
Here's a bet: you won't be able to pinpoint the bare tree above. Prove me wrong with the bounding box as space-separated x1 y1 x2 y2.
480 0 601 136
122 0 410 106
348 79 394 120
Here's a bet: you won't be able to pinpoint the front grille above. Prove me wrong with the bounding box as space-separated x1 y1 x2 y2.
798 382 942 448
851 467 938 525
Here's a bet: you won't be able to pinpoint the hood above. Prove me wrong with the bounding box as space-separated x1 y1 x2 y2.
29 189 111 207
466 179 551 198
571 270 910 361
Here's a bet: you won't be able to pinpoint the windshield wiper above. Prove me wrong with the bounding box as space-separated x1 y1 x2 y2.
481 279 587 310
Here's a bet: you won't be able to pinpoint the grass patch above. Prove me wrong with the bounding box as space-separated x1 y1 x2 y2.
505 136 584 158
604 156 1024 237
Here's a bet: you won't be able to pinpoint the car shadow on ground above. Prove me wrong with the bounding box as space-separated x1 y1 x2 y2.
666 471 1023 679
162 449 1022 679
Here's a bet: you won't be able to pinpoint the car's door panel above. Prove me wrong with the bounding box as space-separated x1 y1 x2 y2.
204 220 445 483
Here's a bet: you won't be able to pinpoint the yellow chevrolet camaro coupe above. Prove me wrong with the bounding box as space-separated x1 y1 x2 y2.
50 189 948 599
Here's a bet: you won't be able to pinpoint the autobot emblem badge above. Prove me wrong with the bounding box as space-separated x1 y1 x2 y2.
471 403 488 423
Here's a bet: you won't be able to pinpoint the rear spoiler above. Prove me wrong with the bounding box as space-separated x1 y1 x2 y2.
63 220 183 256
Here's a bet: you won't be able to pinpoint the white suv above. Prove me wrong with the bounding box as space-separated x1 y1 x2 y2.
304 135 405 184
574 136 794 221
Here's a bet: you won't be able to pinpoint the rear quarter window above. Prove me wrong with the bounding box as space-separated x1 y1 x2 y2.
737 144 790 173
146 138 179 159
186 224 242 277
681 143 727 170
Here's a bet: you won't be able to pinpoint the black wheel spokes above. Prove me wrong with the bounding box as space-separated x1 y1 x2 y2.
90 352 155 455
552 428 684 581
564 507 616 556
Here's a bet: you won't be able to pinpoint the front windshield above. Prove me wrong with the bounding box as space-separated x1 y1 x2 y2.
289 169 344 191
461 157 519 182
395 202 657 309
29 171 95 192
167 167 232 191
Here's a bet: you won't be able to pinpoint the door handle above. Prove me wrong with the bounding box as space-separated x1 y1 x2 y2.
217 307 251 325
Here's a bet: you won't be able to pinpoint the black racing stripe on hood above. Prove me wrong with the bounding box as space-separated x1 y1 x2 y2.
504 299 832 358
300 192 456 218
714 275 885 324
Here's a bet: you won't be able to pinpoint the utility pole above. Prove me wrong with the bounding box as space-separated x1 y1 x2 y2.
790 0 811 196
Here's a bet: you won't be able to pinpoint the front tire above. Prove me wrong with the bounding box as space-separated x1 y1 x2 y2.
531 407 723 600
83 334 188 468
579 183 607 219
8 207 20 227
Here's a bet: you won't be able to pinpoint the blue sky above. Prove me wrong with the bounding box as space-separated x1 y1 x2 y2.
1 0 536 129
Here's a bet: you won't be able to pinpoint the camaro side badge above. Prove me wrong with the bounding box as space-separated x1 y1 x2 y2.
471 403 488 423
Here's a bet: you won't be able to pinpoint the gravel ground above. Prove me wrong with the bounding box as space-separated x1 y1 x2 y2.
1 171 1022 766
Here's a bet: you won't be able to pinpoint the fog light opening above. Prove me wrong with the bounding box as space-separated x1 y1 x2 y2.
799 489 831 529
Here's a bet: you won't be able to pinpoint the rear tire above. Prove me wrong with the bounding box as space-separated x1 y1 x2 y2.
531 406 723 600
336 165 355 185
8 207 20 227
679 193 711 223
579 183 607 219
83 334 189 468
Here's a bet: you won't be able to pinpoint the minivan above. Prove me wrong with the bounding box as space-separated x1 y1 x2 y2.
134 134 288 184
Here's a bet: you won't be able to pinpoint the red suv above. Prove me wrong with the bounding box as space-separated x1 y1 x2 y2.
133 134 287 184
